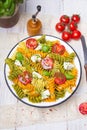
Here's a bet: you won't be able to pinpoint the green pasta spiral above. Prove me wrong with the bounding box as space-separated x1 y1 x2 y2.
21 57 32 73
5 58 22 80
49 53 65 64
8 70 22 80
37 35 46 44
51 61 66 76
49 52 76 64
66 52 76 62
28 95 42 103
55 90 65 99
12 84 25 99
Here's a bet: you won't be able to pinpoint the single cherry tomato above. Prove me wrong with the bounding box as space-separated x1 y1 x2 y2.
62 31 71 41
18 71 32 85
69 21 77 31
52 43 65 55
55 22 65 32
71 14 80 23
54 72 66 85
71 30 81 40
60 15 70 25
41 57 53 70
79 102 87 115
26 38 38 49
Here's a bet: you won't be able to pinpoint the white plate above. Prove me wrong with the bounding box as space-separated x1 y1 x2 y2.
4 35 82 108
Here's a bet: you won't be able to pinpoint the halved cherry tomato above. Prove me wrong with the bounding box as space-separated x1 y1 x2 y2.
71 30 81 40
79 102 87 115
52 43 65 55
55 22 65 32
60 15 70 25
41 57 53 70
62 31 71 41
26 38 38 49
54 72 66 85
18 71 32 85
68 21 77 31
71 14 80 23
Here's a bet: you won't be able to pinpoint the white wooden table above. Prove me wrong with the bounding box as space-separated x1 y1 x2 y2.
0 0 87 130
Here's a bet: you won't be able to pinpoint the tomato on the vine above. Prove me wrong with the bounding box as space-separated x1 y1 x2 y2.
69 21 77 31
52 43 65 55
71 30 81 40
60 15 70 25
55 22 65 32
62 31 71 41
71 14 80 23
55 14 81 42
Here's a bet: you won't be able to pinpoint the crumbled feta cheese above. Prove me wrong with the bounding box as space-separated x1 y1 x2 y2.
63 62 74 70
15 60 22 66
42 90 50 99
31 55 37 62
35 44 42 50
31 54 41 62
32 71 42 78
37 57 41 62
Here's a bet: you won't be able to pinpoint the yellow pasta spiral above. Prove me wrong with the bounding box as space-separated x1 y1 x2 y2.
17 81 34 92
46 78 56 101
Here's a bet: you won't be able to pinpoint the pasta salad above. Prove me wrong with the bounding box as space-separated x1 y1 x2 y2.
5 35 78 103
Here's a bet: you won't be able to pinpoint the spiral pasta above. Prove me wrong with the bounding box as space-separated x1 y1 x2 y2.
12 84 25 99
5 35 78 104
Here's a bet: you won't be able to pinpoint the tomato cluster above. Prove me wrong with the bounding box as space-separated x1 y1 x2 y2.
55 14 81 42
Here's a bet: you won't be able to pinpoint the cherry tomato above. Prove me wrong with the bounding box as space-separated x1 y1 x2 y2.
71 30 81 40
55 22 65 32
60 15 70 25
71 14 80 23
52 43 65 55
79 102 87 115
41 57 53 70
62 31 71 41
54 72 66 85
18 71 32 85
26 38 38 49
69 21 77 31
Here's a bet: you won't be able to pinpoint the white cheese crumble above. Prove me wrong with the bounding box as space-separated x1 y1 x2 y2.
35 44 42 50
41 90 50 99
32 71 42 78
15 60 22 66
31 54 41 63
63 62 74 70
